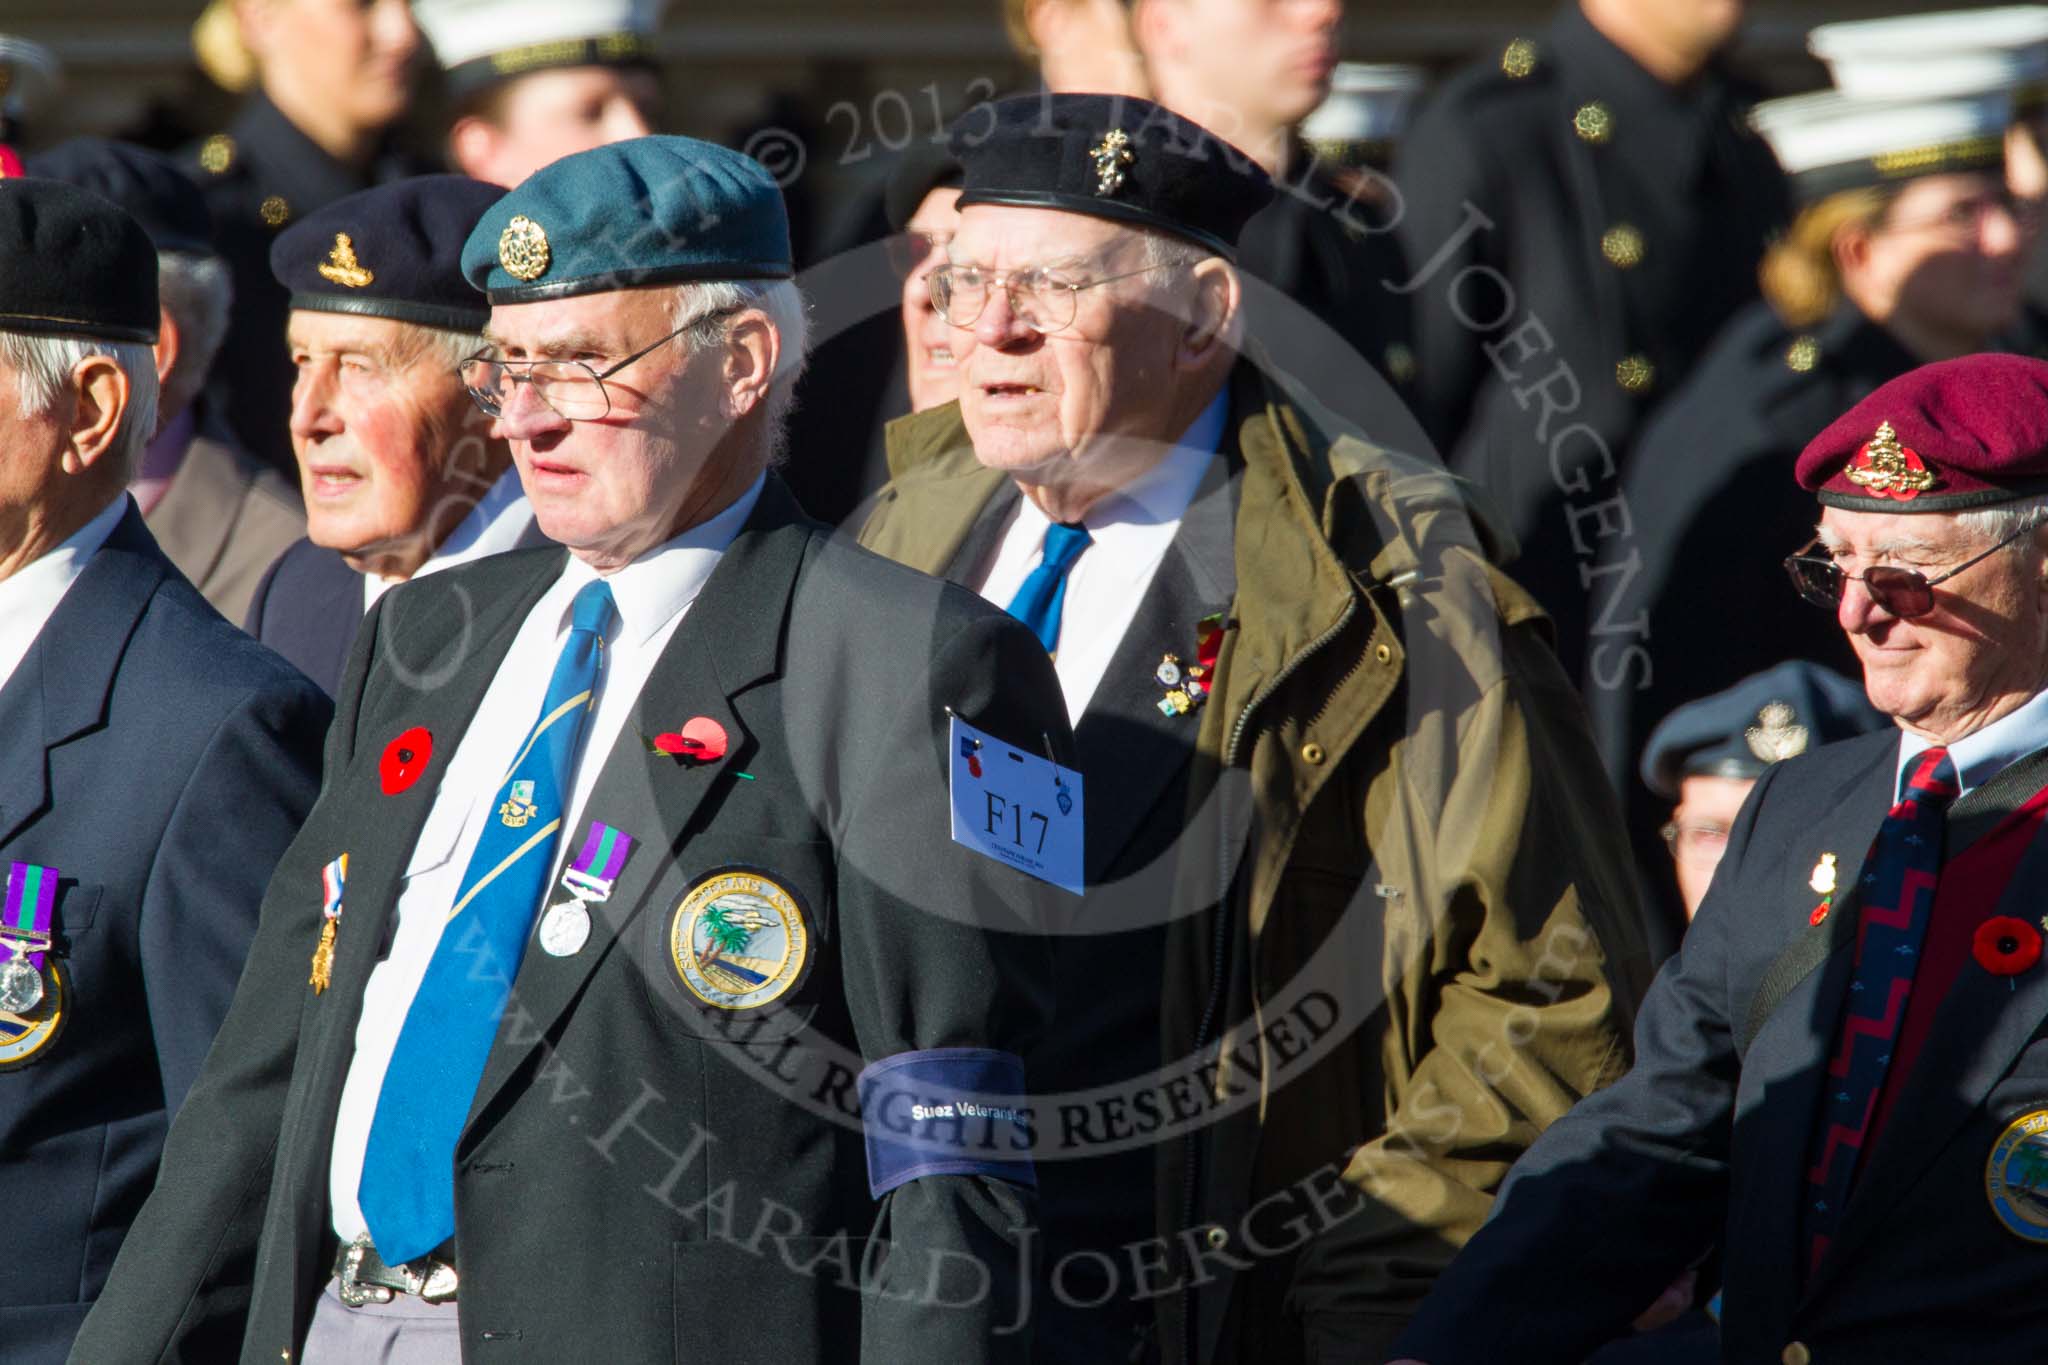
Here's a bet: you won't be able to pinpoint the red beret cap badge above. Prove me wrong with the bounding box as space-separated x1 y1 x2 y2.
1844 421 1940 500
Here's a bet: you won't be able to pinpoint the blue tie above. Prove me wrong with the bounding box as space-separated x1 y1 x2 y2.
358 579 617 1263
1004 522 1092 654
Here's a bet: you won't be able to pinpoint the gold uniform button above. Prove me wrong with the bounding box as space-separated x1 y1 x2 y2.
259 195 292 228
1501 38 1538 79
1204 1225 1229 1250
199 133 236 175
1785 335 1821 373
1301 742 1327 766
1782 1344 1811 1365
1615 353 1656 394
1600 223 1644 268
1374 643 1394 664
1573 101 1613 144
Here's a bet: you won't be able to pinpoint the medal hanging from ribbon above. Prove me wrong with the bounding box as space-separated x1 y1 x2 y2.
309 853 348 995
0 862 57 1014
538 822 636 958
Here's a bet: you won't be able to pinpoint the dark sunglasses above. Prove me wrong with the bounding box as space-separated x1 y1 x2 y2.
1783 522 2036 618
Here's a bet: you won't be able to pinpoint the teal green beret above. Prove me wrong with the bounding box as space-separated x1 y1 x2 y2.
461 135 793 304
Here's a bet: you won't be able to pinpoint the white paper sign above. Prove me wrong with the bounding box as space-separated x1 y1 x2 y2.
948 715 1084 896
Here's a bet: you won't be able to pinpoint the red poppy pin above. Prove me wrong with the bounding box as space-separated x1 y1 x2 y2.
1974 916 2043 979
378 727 433 795
648 716 729 763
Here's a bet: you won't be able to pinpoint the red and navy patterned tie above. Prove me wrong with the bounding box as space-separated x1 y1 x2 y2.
1801 745 1960 1274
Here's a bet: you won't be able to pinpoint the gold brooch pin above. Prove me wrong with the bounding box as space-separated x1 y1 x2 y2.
317 233 374 288
1090 130 1136 197
499 214 551 281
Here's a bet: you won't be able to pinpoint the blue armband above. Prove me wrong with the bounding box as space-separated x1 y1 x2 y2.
858 1048 1036 1199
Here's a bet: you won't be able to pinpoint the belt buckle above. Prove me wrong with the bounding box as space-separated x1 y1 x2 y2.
415 1258 458 1304
337 1237 394 1308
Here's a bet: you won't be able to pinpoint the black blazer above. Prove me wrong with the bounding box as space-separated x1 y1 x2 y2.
0 505 329 1365
74 477 1070 1364
244 538 365 699
1394 728 2048 1364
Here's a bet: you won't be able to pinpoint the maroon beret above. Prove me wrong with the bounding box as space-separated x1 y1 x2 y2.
1795 354 2048 512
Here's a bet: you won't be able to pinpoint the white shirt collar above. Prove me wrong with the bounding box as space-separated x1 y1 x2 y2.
0 494 128 694
364 465 543 612
1010 387 1226 542
553 473 765 648
1895 686 2048 801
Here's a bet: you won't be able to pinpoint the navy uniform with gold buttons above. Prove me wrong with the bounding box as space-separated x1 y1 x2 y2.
75 136 1067 1365
1394 4 1788 685
0 178 329 1365
185 97 435 479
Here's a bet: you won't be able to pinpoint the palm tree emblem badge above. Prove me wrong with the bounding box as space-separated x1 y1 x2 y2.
671 870 810 1011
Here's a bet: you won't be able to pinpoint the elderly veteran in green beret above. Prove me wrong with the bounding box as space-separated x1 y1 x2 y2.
856 93 1652 1365
77 136 1071 1365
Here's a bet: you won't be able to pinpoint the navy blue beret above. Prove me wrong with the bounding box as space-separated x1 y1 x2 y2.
1640 661 1888 800
271 175 504 332
884 139 964 233
25 138 212 255
0 177 158 344
949 94 1275 260
461 135 793 304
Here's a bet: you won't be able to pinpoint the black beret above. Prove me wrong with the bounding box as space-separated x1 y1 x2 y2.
0 177 158 344
25 138 213 255
949 93 1275 260
884 139 964 233
271 175 504 332
1640 661 1888 801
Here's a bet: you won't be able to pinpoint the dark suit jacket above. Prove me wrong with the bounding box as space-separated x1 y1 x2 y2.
0 504 329 1365
144 418 304 628
244 539 364 699
73 476 1070 1364
1394 729 2048 1364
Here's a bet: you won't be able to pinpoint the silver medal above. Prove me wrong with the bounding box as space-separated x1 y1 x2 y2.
0 956 44 1014
538 900 592 957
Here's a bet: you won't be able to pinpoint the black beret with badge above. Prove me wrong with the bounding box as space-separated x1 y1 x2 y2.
270 174 505 332
1640 660 1888 801
0 176 158 344
948 92 1276 259
25 137 213 255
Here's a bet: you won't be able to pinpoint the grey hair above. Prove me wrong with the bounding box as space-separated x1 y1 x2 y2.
405 322 489 376
0 329 161 481
668 279 813 466
155 250 233 420
1138 229 1209 273
1954 495 2048 548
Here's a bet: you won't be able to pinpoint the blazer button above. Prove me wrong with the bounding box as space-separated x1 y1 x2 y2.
1204 1225 1229 1250
1301 742 1327 766
1374 643 1394 664
1782 1344 1812 1365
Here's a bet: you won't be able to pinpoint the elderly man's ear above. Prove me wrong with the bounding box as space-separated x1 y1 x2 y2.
719 311 781 421
59 356 134 476
1177 257 1242 370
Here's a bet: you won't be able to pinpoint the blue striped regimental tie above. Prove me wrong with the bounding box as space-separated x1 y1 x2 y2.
358 579 617 1263
1005 521 1092 655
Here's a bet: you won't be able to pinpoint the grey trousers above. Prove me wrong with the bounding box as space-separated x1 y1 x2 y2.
301 1277 463 1365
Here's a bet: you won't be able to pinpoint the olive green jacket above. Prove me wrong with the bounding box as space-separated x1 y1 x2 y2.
860 364 1653 1364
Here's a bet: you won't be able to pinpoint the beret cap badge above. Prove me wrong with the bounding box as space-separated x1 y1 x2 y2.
316 233 374 289
1745 701 1809 763
498 214 551 282
1845 421 1939 499
1090 129 1136 197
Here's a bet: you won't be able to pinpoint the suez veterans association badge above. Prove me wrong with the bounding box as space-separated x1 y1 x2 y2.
669 869 811 1011
0 861 66 1069
1986 1109 2048 1242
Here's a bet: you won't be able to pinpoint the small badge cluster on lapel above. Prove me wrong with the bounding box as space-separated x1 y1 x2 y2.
1809 852 1838 926
1156 613 1229 718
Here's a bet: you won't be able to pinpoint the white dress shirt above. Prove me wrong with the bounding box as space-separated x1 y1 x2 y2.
363 465 545 612
1895 685 2048 802
0 495 127 695
973 392 1227 724
329 475 763 1243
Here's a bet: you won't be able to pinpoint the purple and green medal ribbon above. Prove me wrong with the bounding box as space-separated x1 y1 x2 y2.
561 822 634 900
2 862 57 970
